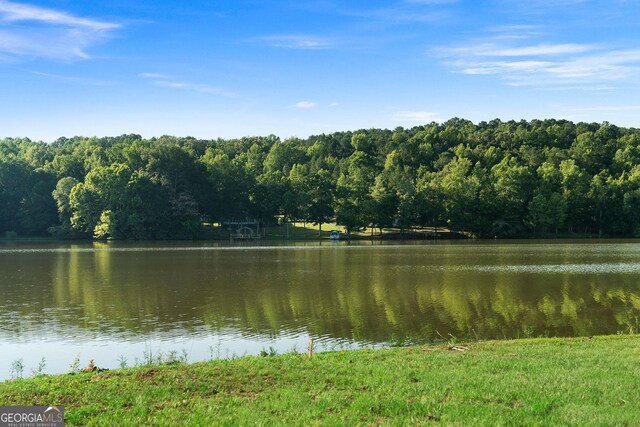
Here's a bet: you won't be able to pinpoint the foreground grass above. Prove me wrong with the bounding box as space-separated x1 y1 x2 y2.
2 336 640 425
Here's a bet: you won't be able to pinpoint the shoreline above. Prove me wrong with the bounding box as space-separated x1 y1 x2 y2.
2 335 639 425
1 234 636 243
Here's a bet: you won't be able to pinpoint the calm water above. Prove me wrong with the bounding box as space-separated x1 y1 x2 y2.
1 239 640 380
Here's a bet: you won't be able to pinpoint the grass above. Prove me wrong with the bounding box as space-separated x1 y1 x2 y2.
202 221 346 240
263 222 346 240
262 222 444 240
2 335 640 425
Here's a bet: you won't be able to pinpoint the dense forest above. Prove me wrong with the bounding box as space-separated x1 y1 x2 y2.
1 118 639 239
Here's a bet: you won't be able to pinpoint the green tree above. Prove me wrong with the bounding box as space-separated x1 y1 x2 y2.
436 157 481 233
527 193 567 235
489 156 534 230
52 177 80 228
308 169 335 233
559 159 590 234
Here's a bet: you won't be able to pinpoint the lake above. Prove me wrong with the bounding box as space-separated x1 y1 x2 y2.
1 239 640 379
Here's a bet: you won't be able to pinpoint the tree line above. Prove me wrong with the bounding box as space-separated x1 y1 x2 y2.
1 118 639 239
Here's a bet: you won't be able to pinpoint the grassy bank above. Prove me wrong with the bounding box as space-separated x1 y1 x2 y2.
2 336 640 425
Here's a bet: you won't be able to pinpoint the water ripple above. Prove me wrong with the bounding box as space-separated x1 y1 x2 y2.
445 262 640 274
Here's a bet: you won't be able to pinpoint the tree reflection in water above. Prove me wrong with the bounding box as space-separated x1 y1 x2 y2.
1 241 640 344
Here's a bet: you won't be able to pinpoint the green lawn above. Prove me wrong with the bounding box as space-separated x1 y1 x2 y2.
263 222 347 240
2 335 640 425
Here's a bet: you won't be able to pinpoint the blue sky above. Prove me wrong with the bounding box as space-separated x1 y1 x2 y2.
1 0 640 141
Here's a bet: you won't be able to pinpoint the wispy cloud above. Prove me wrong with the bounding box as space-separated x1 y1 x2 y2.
404 0 459 4
493 0 595 18
138 73 169 79
295 0 457 26
0 1 118 30
256 35 334 50
486 24 539 33
498 0 591 11
571 105 640 112
541 85 615 92
30 71 118 86
257 0 458 53
0 0 119 60
436 25 640 90
139 73 236 98
450 43 593 57
294 101 318 109
345 7 451 24
390 111 440 122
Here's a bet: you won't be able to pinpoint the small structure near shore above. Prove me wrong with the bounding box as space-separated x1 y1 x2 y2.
231 226 260 241
224 219 261 241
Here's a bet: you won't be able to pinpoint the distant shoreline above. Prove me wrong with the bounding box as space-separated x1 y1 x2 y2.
0 232 629 242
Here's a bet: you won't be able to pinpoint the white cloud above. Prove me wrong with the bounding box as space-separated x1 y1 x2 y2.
140 73 236 98
571 105 640 112
294 101 318 109
138 73 169 79
0 0 118 30
404 0 459 4
480 24 544 41
458 60 553 75
30 71 117 86
346 7 450 24
452 43 593 57
502 0 590 8
486 24 539 33
542 85 615 92
438 27 640 90
0 0 119 60
257 35 333 50
390 111 440 122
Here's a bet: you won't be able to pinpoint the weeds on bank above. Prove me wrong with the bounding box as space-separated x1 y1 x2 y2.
69 353 81 372
260 346 278 357
9 358 24 379
4 335 640 426
7 346 193 381
117 355 128 369
14 327 640 382
128 347 190 369
9 357 46 380
31 357 46 377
